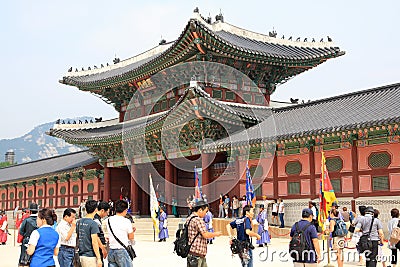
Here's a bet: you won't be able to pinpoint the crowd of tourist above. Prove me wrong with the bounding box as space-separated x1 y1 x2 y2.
1 197 400 267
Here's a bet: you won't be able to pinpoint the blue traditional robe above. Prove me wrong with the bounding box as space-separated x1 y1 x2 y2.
203 211 214 241
158 211 169 239
256 210 270 245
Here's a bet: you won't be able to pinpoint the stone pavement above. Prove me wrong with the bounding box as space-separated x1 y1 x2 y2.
0 230 393 267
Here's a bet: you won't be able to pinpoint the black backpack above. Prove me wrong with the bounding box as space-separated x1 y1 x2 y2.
289 222 312 262
174 215 200 258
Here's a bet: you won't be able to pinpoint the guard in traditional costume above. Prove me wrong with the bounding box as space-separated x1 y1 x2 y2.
203 210 214 244
158 205 169 242
256 204 270 247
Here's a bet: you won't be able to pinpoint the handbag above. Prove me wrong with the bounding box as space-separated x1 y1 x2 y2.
357 217 374 253
389 221 400 246
108 218 137 260
73 221 82 267
348 224 355 233
20 248 32 265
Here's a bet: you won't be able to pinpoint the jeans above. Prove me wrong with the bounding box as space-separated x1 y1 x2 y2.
108 249 133 267
279 213 285 227
58 246 75 267
240 248 253 267
233 209 239 218
366 241 379 267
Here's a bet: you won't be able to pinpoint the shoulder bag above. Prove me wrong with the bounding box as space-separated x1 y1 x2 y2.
73 220 82 267
108 218 136 260
357 217 375 253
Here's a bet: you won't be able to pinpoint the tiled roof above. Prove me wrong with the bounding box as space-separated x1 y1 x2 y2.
0 150 97 184
49 83 272 144
61 12 343 88
206 82 400 148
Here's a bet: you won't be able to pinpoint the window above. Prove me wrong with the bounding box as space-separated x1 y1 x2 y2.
254 184 262 197
87 183 94 193
212 89 222 99
60 186 66 195
242 93 252 103
369 152 391 169
49 188 54 196
161 100 167 110
38 200 42 207
225 91 235 100
10 192 14 199
1 193 5 200
254 95 264 104
372 176 389 191
49 199 54 207
28 190 33 197
38 189 43 197
326 157 343 172
72 185 79 194
73 197 78 205
169 98 176 107
288 182 300 195
249 166 263 178
286 161 302 175
61 198 65 206
331 179 341 193
88 196 93 200
18 191 23 198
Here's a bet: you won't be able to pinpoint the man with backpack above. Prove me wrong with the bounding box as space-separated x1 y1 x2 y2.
18 203 39 267
183 200 222 267
226 205 261 267
289 208 321 267
329 209 348 267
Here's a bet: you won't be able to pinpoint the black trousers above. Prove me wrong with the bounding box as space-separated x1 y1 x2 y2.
366 241 379 267
391 248 398 265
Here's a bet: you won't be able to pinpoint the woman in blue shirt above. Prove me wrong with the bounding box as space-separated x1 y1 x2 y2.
27 209 60 267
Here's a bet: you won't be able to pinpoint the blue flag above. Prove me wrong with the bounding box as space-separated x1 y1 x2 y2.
245 164 256 207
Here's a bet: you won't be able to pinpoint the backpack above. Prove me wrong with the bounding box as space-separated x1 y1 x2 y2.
174 216 200 258
333 218 348 237
389 220 400 246
349 211 355 222
289 222 312 262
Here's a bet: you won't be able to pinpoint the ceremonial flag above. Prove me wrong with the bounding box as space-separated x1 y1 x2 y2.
194 167 203 200
245 164 256 207
318 151 337 231
149 173 159 233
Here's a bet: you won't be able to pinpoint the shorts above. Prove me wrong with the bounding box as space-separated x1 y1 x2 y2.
272 212 278 217
332 236 345 250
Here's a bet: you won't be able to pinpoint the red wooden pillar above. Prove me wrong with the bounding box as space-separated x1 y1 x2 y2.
104 167 111 202
23 182 27 209
54 177 59 209
13 184 17 210
80 175 84 202
273 151 278 200
97 175 101 201
43 179 47 208
309 145 316 199
67 176 71 207
201 153 211 200
33 180 37 204
165 160 173 214
351 140 360 199
5 185 9 210
130 162 139 213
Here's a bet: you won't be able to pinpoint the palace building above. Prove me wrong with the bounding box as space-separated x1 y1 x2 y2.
1 9 399 227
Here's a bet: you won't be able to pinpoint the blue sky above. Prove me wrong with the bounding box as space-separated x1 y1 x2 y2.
1 1 399 139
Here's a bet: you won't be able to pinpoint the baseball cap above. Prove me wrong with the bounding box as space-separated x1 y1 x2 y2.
302 208 313 217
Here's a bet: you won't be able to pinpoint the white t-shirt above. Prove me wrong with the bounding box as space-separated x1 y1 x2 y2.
29 225 61 247
272 203 278 213
311 206 317 220
278 202 284 213
106 216 133 249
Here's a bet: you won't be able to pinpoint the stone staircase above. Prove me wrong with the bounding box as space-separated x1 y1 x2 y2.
132 217 186 237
